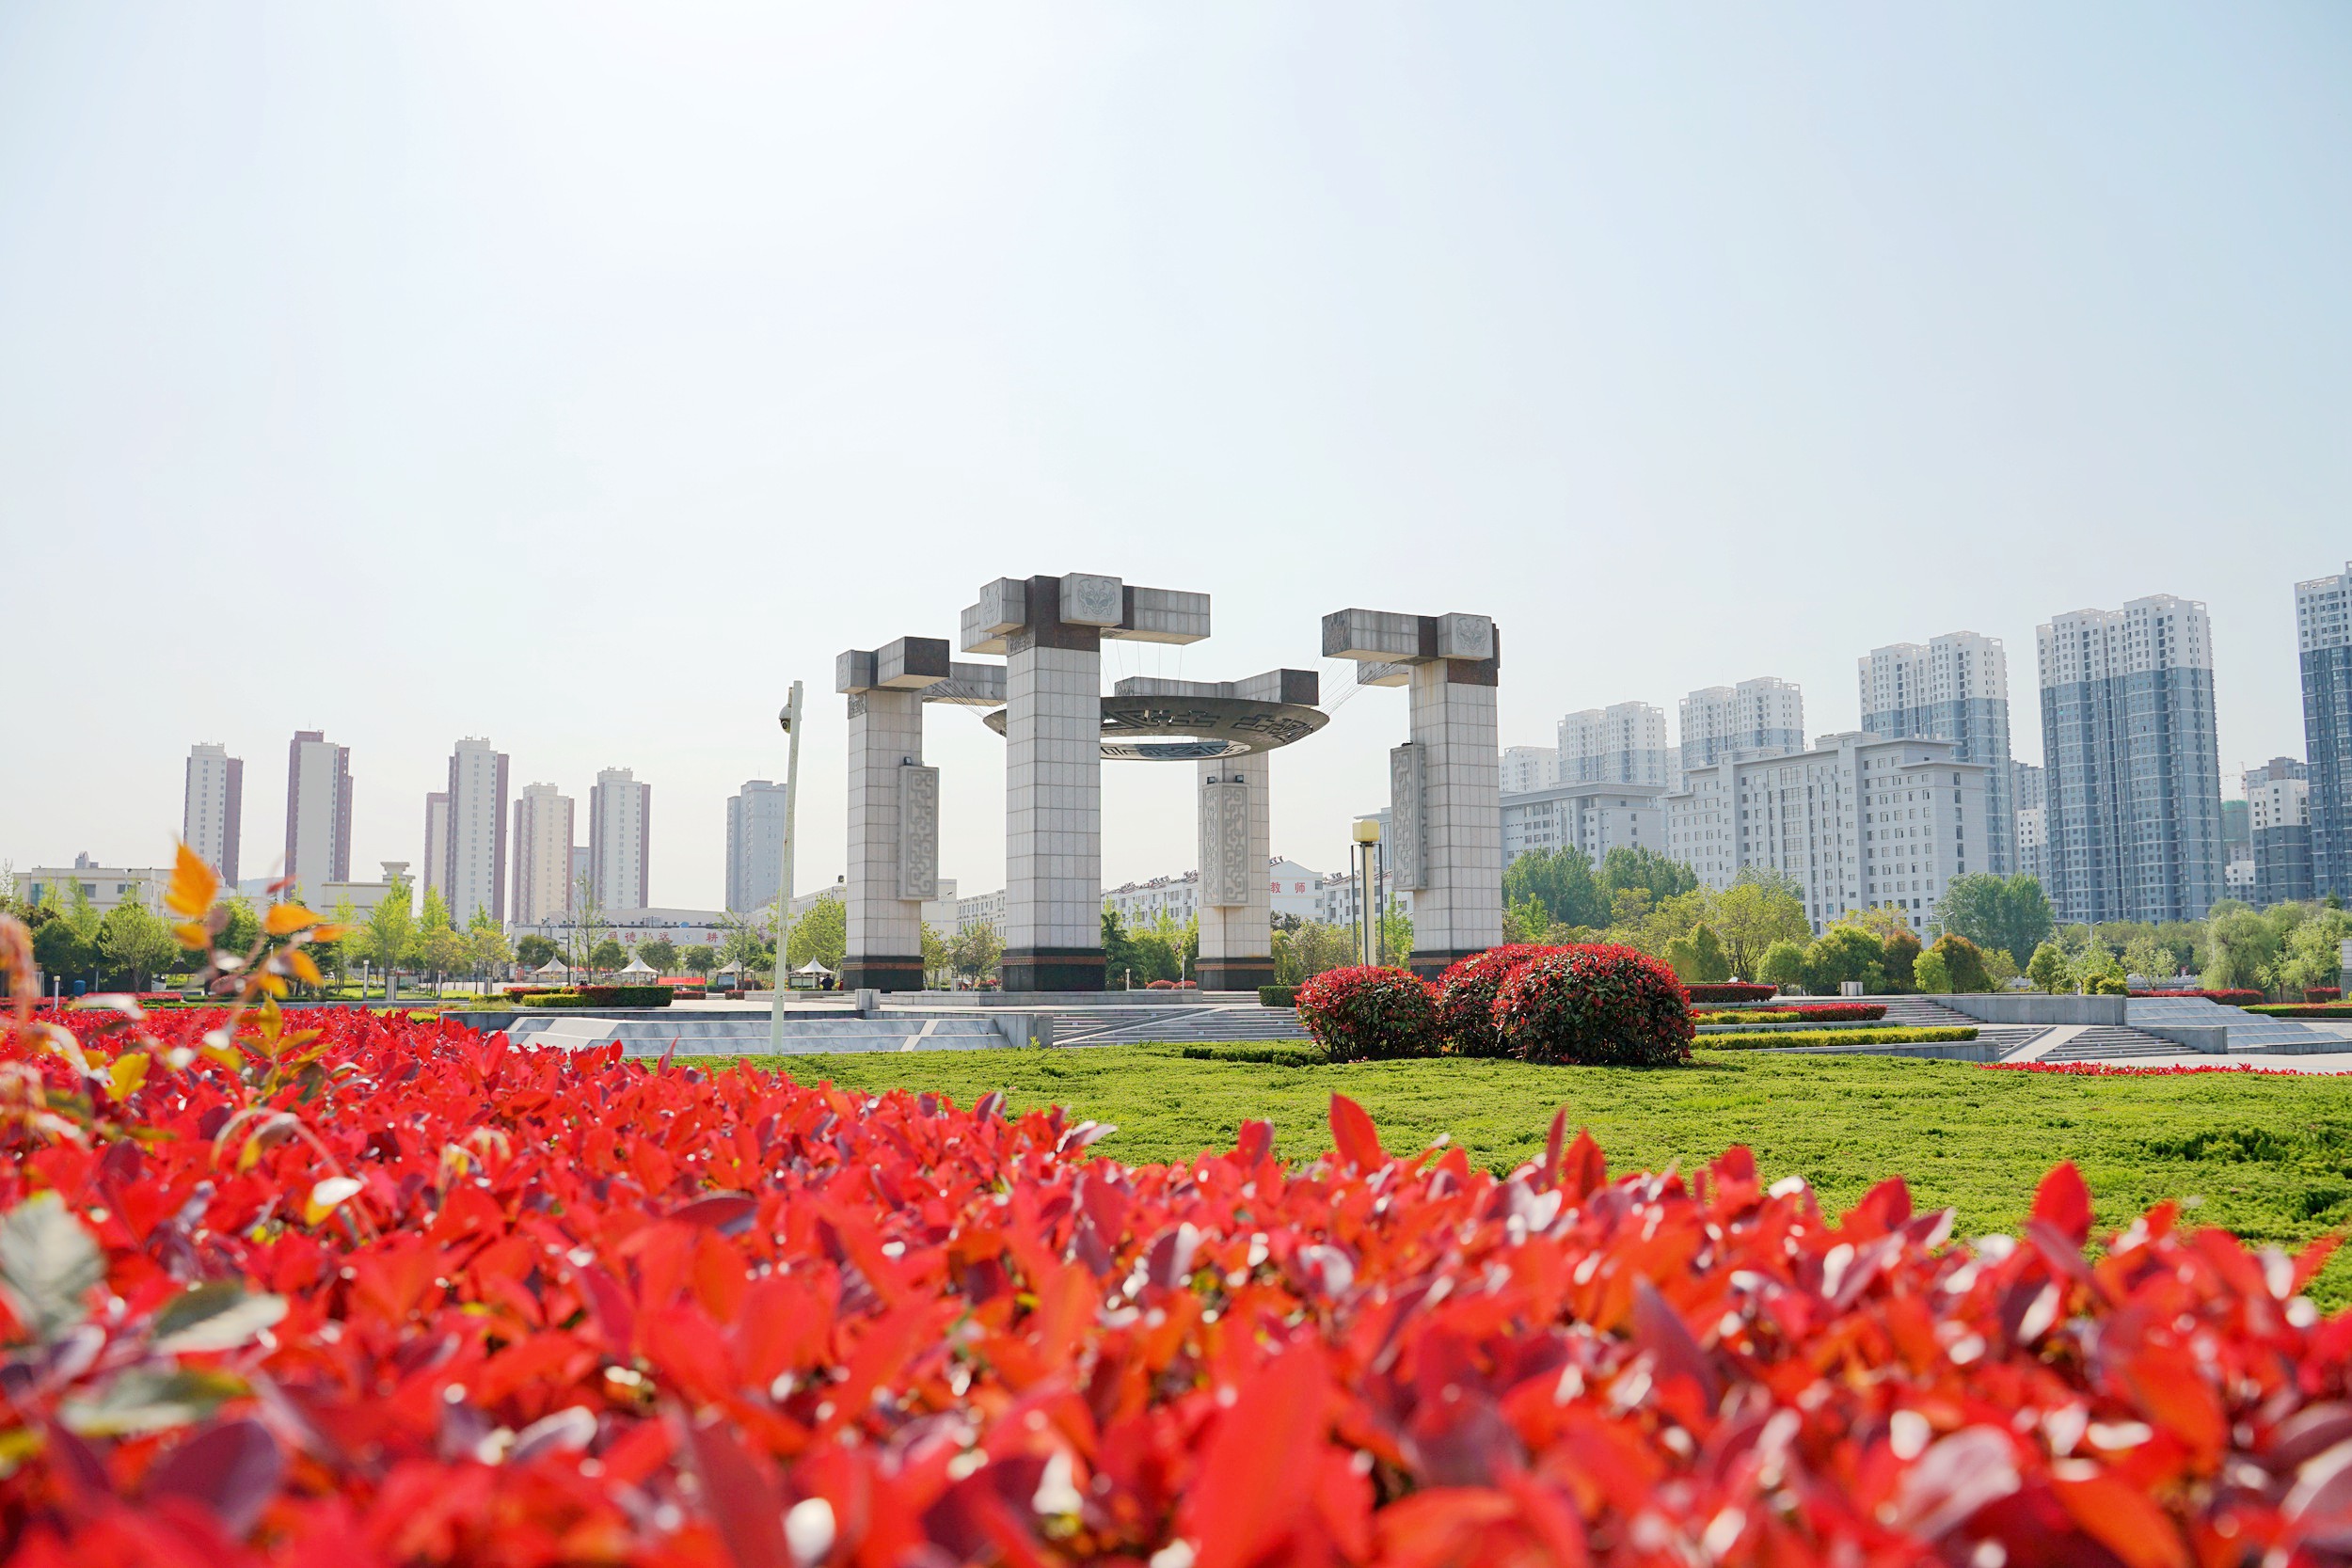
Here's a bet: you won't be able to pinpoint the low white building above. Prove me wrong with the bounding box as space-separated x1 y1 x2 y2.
15 857 171 916
1502 782 1666 866
1666 732 1991 934
1104 872 1200 929
1501 746 1561 794
956 887 1005 933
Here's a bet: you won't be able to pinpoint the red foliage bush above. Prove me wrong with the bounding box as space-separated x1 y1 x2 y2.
2309 988 2343 1004
1295 965 1440 1061
2134 989 2266 1006
1433 945 1564 1056
1495 944 1693 1066
6 991 2352 1566
1682 981 1776 1004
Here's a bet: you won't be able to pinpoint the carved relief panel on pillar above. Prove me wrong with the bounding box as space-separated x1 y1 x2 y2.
1390 743 1426 890
898 763 939 901
1200 774 1254 908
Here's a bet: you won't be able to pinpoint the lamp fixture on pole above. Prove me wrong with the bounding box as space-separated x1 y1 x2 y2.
768 681 804 1053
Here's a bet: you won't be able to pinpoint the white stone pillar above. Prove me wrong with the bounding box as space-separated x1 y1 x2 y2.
1322 609 1503 978
1195 756 1273 990
1404 659 1502 969
837 638 948 991
1003 577 1117 990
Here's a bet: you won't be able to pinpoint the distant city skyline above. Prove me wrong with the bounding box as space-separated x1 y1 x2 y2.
5 8 2346 904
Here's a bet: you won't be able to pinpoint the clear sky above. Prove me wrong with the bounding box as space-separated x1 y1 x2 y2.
4 4 2347 907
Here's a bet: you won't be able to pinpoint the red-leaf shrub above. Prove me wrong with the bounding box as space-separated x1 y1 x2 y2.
1295 964 1440 1061
1434 944 1563 1056
2134 988 2265 1006
7 1000 2352 1567
1683 981 1776 1004
1495 943 1693 1066
2309 988 2343 1003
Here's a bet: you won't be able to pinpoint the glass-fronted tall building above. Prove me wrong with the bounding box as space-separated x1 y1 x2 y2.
2036 595 2224 924
2298 563 2352 902
1859 631 2016 874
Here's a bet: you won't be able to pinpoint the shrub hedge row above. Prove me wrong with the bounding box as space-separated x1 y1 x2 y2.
1295 945 1692 1067
514 984 674 1008
1696 1025 1979 1052
1692 1003 1887 1024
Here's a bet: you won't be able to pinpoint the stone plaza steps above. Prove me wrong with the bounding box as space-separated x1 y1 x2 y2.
2035 1024 2200 1062
1054 1006 1311 1046
1876 996 1986 1027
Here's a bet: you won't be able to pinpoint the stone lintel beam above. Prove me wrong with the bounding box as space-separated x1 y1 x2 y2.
919 662 1008 707
1111 669 1320 705
1322 610 1501 687
961 575 1210 655
836 636 952 694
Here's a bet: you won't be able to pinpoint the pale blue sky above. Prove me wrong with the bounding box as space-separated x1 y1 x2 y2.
4 4 2347 906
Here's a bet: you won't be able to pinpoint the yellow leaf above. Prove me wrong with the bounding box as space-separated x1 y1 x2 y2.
303 1176 364 1226
287 950 323 986
172 921 210 951
254 972 288 999
263 903 320 936
108 1053 150 1101
165 843 221 918
310 925 345 943
237 1133 263 1173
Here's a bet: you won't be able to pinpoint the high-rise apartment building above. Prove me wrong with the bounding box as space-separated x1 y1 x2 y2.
283 731 352 896
590 767 651 912
725 779 790 913
1677 679 1804 784
1665 733 1989 935
511 783 575 926
183 743 244 883
2011 761 2046 887
2297 562 2352 900
1859 632 2016 873
440 737 510 924
2036 595 2224 924
1500 748 1561 794
2246 758 2313 908
1558 702 1672 787
422 794 450 899
1502 783 1666 867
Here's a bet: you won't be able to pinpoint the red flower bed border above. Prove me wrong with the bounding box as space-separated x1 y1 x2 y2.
1 991 2348 1566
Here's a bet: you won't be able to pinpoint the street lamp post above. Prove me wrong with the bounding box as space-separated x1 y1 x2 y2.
1352 818 1382 968
768 682 804 1054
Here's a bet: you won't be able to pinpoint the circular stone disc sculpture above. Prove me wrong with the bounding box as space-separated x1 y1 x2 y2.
981 695 1327 760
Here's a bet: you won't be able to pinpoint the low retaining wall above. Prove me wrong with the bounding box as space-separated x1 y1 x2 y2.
1933 994 2126 1026
1756 1037 2008 1063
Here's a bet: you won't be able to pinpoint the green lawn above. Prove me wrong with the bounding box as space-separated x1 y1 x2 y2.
748 1044 2352 1307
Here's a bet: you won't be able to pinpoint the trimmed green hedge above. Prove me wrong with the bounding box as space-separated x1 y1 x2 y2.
1696 1025 1978 1052
2246 1003 2352 1019
515 985 674 1009
1259 985 1298 1007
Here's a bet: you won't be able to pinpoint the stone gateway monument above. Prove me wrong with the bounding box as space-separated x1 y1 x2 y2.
836 573 1332 993
1321 609 1504 978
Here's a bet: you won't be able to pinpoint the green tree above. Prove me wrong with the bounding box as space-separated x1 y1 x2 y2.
1935 874 2057 967
1880 927 1921 992
31 914 97 995
566 871 610 977
467 904 513 991
1102 910 1137 985
2280 911 2351 997
787 895 847 973
1711 873 1811 978
2122 932 2179 989
217 895 262 960
682 942 717 977
636 936 679 974
1982 945 2021 990
515 933 558 970
1598 846 1698 906
2026 941 2069 994
948 921 1003 985
2202 907 2280 992
359 879 415 997
1128 926 1182 984
1756 939 1807 990
97 891 178 991
1378 898 1413 967
1803 926 1884 993
1664 923 1731 983
1930 933 1990 993
589 937 626 972
1503 847 1609 929
1272 921 1356 985
1912 949 1951 994
719 921 774 985
413 888 467 991
920 922 950 986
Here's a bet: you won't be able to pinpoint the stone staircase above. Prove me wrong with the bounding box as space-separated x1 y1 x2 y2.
2035 1024 2201 1063
1054 1006 1311 1046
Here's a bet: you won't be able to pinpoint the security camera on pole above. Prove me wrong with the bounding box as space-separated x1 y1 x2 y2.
768 680 803 1054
